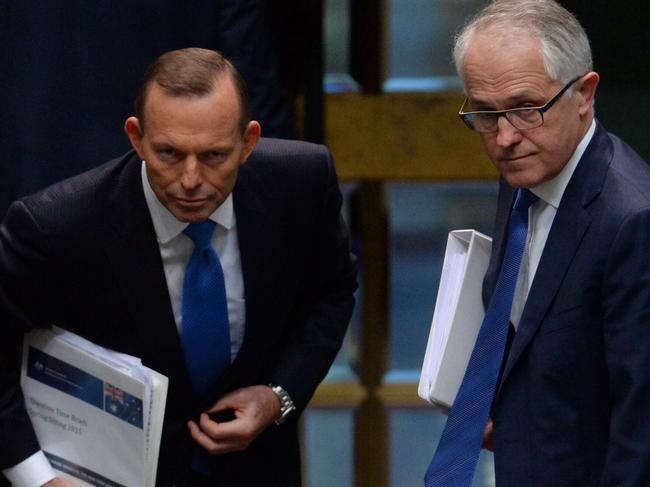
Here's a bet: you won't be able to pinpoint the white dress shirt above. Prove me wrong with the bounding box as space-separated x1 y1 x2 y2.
3 160 246 486
2 452 55 487
510 119 596 329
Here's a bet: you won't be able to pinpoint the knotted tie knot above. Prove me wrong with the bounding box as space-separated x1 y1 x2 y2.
183 220 216 250
512 188 538 212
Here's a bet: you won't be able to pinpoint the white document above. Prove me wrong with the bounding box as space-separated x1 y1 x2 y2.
418 229 492 411
21 328 168 487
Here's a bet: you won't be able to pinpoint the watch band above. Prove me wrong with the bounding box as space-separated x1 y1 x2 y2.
268 384 296 425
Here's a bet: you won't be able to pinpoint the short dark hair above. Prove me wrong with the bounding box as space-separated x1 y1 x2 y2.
134 48 251 133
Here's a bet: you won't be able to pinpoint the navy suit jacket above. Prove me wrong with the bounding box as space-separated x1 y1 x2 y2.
0 138 357 486
483 122 650 486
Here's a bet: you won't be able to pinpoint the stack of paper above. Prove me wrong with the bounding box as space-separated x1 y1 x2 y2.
419 230 492 411
21 328 168 487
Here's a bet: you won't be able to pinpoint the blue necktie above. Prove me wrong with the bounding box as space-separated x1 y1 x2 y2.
182 220 232 476
182 220 231 402
424 188 538 487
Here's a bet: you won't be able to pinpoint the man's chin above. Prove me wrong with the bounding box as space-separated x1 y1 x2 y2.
168 204 215 223
502 170 543 189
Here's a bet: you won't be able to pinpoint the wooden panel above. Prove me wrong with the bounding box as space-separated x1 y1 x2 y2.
376 382 429 408
310 382 368 408
325 92 498 181
311 382 435 408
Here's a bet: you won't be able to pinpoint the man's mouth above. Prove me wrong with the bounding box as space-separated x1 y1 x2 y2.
175 197 207 208
501 154 531 163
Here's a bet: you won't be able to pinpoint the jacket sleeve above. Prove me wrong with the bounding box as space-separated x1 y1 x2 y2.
599 206 650 486
267 147 358 413
0 200 59 469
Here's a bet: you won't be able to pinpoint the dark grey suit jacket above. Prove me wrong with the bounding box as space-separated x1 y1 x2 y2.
484 122 650 486
0 137 357 486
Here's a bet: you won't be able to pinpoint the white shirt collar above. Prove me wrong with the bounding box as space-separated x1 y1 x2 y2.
531 119 596 208
140 160 234 244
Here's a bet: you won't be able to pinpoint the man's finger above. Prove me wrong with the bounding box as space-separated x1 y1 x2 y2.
188 419 248 454
198 412 248 439
188 420 219 449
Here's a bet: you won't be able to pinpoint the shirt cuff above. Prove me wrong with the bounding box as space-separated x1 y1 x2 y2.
2 451 57 487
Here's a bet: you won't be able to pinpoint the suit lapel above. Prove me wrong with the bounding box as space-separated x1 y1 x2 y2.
499 190 591 385
102 155 189 381
498 122 612 388
224 163 277 387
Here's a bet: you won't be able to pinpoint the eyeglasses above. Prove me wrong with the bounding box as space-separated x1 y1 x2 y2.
459 75 583 133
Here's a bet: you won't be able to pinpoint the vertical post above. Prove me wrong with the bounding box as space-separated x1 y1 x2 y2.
349 1 388 483
303 0 325 143
350 0 385 92
354 181 389 487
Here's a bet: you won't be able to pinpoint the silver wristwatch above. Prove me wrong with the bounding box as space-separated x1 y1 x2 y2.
269 384 296 425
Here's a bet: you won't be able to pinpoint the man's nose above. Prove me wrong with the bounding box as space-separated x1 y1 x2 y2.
180 157 202 189
495 115 523 148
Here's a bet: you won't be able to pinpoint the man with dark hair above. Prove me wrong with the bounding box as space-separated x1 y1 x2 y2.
424 1 650 486
132 49 252 134
0 48 357 487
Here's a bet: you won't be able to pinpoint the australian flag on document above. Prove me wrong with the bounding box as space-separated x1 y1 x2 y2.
103 383 143 429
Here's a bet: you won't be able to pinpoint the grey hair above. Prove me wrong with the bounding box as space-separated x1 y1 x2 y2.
453 0 592 91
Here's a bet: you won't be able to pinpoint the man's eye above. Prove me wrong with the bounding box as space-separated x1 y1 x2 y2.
158 148 178 160
203 151 226 163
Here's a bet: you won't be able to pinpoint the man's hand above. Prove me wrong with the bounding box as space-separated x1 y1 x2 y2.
482 419 494 451
187 385 282 455
43 478 77 486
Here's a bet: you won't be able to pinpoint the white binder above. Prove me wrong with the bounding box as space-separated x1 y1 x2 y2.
418 229 492 411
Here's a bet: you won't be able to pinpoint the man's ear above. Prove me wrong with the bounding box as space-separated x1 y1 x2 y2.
240 120 262 165
124 117 145 158
577 71 600 116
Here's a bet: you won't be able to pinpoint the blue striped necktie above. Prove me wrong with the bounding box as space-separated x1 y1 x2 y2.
181 220 231 402
424 188 538 487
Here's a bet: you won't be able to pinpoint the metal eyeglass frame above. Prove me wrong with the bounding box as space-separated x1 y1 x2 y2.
458 75 584 133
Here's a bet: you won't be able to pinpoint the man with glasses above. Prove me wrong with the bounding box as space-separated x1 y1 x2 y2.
425 1 650 486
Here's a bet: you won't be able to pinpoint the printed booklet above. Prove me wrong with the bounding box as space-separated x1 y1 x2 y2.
21 328 168 487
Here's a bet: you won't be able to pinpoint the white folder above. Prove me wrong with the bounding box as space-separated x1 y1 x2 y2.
418 229 492 411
